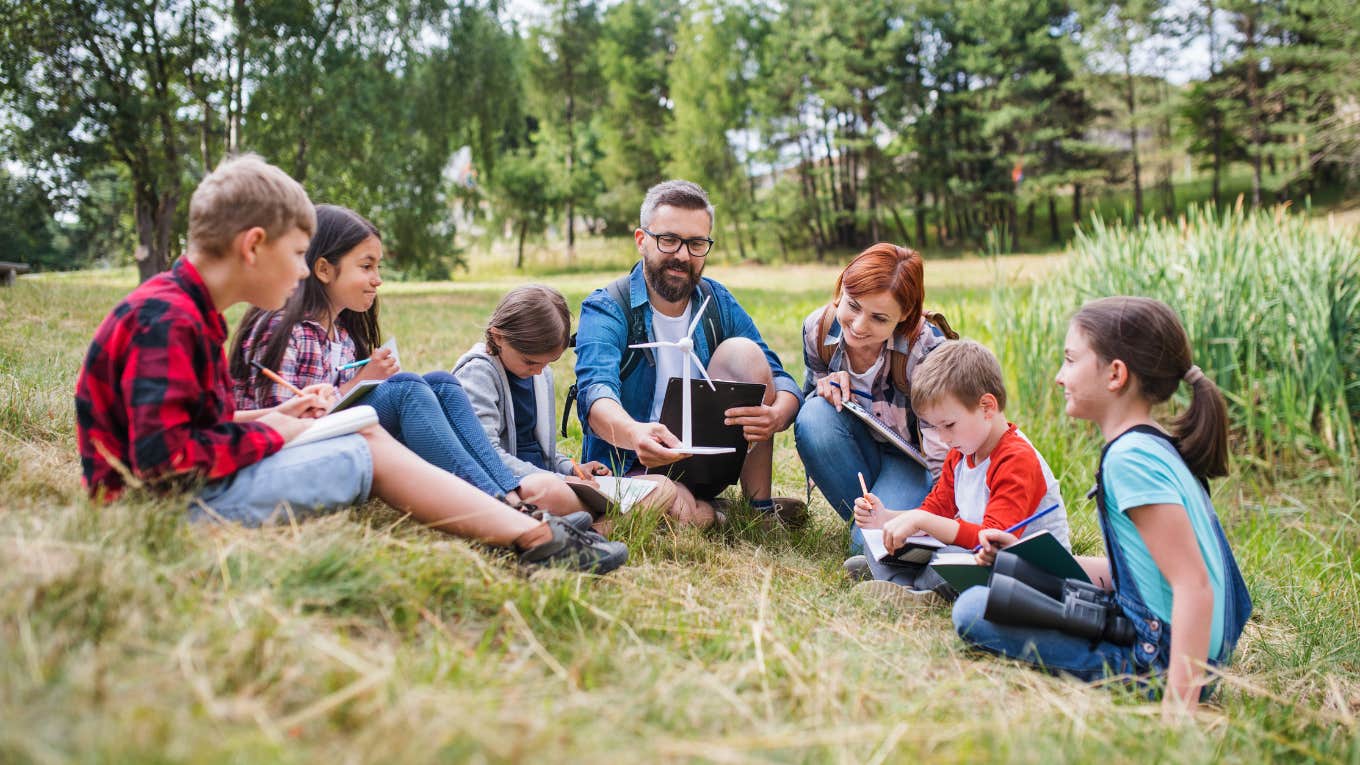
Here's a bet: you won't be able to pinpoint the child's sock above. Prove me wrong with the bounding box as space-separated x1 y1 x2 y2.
513 521 553 551
751 497 775 514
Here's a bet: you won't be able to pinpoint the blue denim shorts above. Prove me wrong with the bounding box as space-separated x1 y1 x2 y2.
189 434 374 527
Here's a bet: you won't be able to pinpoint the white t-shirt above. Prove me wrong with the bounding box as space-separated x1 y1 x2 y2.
845 352 883 405
648 305 702 422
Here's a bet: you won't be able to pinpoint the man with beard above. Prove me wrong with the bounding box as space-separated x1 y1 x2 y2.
573 180 806 527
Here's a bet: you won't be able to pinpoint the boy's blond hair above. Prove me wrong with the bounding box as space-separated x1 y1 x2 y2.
911 339 1007 412
188 153 315 257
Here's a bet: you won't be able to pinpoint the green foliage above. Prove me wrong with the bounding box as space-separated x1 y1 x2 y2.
489 146 561 268
1003 205 1360 486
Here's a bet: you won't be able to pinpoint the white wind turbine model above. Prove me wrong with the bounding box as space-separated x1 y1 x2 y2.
629 296 735 455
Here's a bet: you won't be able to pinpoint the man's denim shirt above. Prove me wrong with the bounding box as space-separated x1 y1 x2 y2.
574 261 803 473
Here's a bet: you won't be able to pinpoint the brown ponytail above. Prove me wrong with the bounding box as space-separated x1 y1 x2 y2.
1072 296 1230 479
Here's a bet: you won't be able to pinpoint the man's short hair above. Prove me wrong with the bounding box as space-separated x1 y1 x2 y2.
189 153 315 257
640 180 714 229
911 339 1008 412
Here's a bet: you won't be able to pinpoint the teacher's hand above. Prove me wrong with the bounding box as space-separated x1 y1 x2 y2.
814 370 852 411
628 422 684 468
724 403 780 443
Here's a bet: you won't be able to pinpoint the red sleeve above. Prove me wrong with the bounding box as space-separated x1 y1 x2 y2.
951 436 1048 549
918 450 961 518
124 320 283 483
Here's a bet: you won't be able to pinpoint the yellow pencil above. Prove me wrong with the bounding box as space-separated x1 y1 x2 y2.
250 360 305 397
569 458 590 481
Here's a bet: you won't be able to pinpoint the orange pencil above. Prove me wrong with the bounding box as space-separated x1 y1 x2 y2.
569 458 590 481
250 360 306 397
857 471 870 499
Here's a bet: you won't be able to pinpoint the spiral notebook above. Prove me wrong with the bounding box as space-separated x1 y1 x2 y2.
841 400 929 469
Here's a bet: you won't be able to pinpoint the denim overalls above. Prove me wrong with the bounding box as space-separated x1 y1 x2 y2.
952 425 1252 697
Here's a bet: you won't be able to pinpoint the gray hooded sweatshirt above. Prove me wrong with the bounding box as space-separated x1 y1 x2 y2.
451 342 574 479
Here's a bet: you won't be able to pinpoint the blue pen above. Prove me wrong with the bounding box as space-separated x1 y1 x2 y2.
338 357 371 371
972 502 1062 553
827 380 874 400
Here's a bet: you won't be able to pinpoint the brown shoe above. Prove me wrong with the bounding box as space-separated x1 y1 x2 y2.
768 496 809 529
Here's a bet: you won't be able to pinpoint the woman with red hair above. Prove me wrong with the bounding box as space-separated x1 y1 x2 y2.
794 243 954 571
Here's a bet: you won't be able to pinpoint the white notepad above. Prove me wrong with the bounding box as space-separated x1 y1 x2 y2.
281 405 379 449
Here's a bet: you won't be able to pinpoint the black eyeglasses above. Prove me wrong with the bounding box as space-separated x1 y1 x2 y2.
642 228 714 257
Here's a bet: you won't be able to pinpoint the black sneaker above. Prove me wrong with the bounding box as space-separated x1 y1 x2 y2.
518 515 628 574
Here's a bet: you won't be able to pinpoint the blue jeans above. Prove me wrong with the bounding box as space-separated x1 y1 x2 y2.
191 433 373 526
365 372 520 498
794 396 934 552
951 586 1139 681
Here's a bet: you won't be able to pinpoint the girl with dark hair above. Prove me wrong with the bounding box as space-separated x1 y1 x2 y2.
793 243 956 563
952 296 1252 714
227 205 593 519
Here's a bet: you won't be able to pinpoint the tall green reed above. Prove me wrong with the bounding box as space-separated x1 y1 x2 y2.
1001 203 1359 493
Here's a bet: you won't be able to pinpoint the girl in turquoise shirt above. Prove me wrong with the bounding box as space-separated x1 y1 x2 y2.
953 296 1251 716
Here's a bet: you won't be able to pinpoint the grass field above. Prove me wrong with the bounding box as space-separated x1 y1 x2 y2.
2 240 1358 763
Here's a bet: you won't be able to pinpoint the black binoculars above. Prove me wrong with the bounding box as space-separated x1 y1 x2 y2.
983 551 1136 646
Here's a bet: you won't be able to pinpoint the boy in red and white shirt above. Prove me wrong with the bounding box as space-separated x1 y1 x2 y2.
854 340 1070 600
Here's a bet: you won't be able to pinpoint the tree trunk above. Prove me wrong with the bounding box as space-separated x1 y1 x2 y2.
516 220 527 269
914 188 927 248
888 206 910 245
1205 0 1221 208
1073 183 1083 227
1124 51 1143 224
1048 195 1060 243
1244 12 1262 207
134 188 177 282
230 0 246 153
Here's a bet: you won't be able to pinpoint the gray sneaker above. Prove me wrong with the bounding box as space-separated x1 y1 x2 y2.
842 555 871 581
853 579 942 610
517 515 628 574
525 507 608 543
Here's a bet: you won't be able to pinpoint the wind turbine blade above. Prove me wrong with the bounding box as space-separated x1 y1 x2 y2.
628 341 671 349
689 351 718 390
687 296 712 338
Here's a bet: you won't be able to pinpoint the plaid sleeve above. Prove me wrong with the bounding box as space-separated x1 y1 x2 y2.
268 323 331 406
123 314 282 482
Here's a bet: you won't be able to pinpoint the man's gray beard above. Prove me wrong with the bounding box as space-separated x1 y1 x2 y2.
644 259 699 303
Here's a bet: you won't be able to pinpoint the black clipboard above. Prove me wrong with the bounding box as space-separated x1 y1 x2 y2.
647 377 766 499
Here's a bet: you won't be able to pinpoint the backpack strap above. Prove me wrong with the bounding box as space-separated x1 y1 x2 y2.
561 272 726 437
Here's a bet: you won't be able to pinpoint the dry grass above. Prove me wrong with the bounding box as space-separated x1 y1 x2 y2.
1 252 1357 763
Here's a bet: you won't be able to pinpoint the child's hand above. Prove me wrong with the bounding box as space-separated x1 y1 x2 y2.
974 528 1019 565
852 492 888 528
882 510 926 552
275 390 328 420
580 461 611 477
354 347 399 382
257 411 313 443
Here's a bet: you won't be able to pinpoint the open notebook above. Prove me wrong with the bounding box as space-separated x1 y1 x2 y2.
567 475 661 517
281 405 378 449
860 528 946 565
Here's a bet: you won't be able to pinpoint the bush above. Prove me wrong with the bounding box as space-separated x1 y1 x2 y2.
1001 203 1360 484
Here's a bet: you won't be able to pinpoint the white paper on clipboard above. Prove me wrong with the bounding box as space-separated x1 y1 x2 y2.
841 400 929 469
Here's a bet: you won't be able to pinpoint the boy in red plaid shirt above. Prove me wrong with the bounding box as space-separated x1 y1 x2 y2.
74 154 625 574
